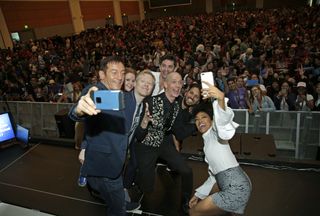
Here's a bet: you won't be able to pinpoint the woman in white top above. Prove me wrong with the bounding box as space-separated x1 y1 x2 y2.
189 82 252 215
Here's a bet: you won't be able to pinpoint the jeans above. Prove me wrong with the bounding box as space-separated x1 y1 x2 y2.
87 175 126 216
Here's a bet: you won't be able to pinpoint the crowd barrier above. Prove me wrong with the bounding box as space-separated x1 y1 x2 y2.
0 101 319 160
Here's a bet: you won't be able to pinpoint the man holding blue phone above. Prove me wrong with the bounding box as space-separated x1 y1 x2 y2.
69 56 133 215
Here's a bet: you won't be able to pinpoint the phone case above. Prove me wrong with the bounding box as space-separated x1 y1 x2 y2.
200 72 214 89
92 90 125 110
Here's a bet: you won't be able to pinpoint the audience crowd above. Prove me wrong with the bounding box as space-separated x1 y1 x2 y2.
0 6 319 111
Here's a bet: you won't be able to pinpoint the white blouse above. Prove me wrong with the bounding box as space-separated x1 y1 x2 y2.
195 99 239 199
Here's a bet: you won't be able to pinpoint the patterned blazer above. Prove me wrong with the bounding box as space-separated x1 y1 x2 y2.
140 93 180 147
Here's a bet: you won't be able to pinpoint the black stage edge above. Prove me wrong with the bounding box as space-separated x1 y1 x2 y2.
182 152 320 170
1 143 320 216
30 137 74 148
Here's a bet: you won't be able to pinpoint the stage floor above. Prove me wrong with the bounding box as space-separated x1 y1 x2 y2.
0 143 319 216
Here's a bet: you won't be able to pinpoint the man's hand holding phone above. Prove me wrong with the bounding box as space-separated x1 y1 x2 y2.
91 90 125 111
75 86 100 116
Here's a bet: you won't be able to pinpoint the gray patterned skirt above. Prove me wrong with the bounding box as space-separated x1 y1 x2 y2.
211 166 252 214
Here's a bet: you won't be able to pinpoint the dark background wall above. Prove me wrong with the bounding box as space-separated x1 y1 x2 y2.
0 0 311 39
144 0 206 18
263 0 308 9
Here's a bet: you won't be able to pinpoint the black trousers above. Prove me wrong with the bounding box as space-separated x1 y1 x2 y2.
123 140 138 189
135 135 193 199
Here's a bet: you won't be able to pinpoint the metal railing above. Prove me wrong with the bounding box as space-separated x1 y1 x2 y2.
1 101 319 160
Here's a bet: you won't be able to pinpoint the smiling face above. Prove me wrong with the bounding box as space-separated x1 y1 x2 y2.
164 72 183 102
251 86 261 98
124 72 136 92
135 73 155 97
184 86 201 107
195 111 212 134
160 59 175 79
102 61 125 90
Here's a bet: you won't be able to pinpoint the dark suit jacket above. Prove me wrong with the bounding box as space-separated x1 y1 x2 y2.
69 83 135 179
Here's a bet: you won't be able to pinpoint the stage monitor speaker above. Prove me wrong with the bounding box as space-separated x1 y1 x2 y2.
181 131 204 155
241 133 276 159
54 108 75 139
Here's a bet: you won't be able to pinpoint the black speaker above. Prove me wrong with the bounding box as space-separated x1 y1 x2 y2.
54 108 75 138
241 133 276 159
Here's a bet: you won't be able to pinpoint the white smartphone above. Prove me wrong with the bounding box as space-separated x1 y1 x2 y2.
200 72 214 89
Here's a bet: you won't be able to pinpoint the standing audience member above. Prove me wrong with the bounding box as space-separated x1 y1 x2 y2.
313 82 320 111
273 81 296 111
47 79 63 102
225 77 250 109
248 85 276 113
189 82 252 215
134 72 193 214
69 56 130 216
295 81 314 111
267 80 280 100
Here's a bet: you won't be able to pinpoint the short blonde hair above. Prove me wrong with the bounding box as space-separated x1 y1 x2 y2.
136 69 156 85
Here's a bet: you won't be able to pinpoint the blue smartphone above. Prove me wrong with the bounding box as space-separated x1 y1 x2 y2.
92 90 125 110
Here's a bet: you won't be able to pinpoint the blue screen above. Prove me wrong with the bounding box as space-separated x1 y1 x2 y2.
246 79 259 87
0 113 15 143
16 124 29 145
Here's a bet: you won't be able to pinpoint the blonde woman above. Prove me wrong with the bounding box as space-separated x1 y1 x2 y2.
248 85 275 113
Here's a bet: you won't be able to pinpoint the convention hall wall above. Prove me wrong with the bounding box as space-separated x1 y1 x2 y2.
0 0 141 39
0 0 309 40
